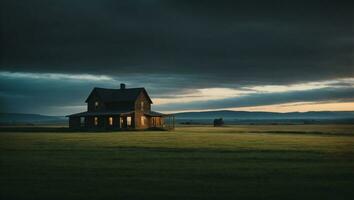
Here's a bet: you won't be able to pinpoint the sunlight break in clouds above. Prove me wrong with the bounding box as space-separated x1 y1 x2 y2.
0 71 112 81
152 78 354 106
244 78 354 93
153 88 249 104
228 101 354 113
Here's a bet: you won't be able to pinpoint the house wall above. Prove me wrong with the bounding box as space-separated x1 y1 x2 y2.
105 101 135 111
134 91 152 129
69 117 80 129
82 115 123 130
85 116 94 128
113 116 121 129
101 116 118 130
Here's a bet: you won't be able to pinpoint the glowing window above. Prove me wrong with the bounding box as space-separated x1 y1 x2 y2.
108 117 113 126
94 117 98 126
120 117 123 126
141 116 146 126
95 101 99 109
127 116 132 126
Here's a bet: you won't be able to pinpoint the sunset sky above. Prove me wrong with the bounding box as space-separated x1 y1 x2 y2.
1 1 353 115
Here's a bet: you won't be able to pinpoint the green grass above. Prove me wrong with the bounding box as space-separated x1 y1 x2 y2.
1 125 354 200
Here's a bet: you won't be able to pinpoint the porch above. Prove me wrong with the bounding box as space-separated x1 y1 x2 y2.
67 111 175 131
68 111 135 130
145 111 175 130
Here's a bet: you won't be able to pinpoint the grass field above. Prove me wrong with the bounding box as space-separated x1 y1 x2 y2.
1 125 354 200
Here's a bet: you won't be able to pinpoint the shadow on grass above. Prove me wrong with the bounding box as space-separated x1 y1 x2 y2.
241 130 354 137
0 126 169 133
0 126 71 132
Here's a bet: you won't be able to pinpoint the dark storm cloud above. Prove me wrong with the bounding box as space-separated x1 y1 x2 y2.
0 72 200 114
1 1 354 114
0 75 96 114
1 0 354 86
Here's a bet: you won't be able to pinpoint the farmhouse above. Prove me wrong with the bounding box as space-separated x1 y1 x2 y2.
66 84 174 130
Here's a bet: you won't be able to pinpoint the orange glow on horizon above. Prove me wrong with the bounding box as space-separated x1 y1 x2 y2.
161 101 354 113
228 101 354 113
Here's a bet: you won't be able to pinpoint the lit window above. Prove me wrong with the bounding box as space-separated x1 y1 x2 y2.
120 117 123 126
95 101 99 109
127 116 132 126
94 117 98 126
141 116 145 126
141 101 144 111
108 117 113 126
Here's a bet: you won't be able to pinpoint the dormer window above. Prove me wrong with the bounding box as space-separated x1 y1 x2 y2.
95 101 99 109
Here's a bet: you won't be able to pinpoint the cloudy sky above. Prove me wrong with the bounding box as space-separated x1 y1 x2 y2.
1 0 353 115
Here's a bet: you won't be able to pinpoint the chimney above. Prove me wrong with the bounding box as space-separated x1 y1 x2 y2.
120 83 126 89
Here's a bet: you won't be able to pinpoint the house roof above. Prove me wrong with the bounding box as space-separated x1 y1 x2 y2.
85 87 153 104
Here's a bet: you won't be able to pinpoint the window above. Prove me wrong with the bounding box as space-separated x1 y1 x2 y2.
108 117 113 126
94 117 99 126
95 101 99 109
127 116 132 126
120 117 123 126
80 117 85 127
141 116 146 126
140 101 144 111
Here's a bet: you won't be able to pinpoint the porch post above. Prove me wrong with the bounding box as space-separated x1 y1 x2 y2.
173 115 175 130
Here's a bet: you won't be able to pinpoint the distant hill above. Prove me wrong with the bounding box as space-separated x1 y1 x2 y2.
174 110 354 124
174 110 354 119
0 113 66 125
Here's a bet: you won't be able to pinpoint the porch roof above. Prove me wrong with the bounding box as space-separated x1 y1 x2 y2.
144 111 172 117
66 110 134 117
67 110 172 118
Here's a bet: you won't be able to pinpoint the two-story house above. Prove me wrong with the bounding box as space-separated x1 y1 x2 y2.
66 84 174 130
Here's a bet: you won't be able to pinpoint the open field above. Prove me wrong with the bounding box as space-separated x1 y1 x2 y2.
1 125 354 199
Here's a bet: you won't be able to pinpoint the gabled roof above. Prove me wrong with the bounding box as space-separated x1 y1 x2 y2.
85 87 153 104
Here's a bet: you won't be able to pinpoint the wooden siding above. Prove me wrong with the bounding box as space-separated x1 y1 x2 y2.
105 101 135 111
134 91 151 129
